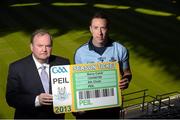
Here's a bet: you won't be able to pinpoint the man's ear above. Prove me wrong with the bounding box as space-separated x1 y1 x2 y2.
30 43 33 52
89 26 92 33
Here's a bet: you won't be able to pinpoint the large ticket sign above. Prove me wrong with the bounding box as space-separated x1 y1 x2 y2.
50 62 122 114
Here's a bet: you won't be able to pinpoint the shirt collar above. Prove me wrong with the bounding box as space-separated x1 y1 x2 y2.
88 37 113 51
32 54 49 70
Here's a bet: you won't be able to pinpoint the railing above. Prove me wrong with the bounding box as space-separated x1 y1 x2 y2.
122 89 148 111
120 90 180 118
143 91 180 118
155 91 180 111
120 89 149 118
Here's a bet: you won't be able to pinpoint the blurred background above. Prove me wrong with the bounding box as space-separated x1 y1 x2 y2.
0 0 179 119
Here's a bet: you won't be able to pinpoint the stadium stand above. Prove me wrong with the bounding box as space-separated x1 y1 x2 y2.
120 90 180 118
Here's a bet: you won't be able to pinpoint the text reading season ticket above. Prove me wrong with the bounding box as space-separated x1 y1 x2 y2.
50 62 122 114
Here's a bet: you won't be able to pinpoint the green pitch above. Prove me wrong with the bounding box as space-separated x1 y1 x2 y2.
0 0 180 119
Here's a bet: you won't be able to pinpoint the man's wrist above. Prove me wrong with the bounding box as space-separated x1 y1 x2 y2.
35 95 41 107
122 74 132 82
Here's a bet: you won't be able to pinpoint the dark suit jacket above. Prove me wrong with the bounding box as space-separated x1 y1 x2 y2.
6 54 70 119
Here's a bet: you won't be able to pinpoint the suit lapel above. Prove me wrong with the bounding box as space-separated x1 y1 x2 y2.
27 55 45 93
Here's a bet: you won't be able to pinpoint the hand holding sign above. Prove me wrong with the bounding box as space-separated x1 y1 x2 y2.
51 62 122 114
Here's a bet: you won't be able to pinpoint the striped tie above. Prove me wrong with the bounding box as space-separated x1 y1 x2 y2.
40 65 49 93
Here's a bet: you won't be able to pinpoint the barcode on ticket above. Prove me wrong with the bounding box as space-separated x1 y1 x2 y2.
78 88 115 99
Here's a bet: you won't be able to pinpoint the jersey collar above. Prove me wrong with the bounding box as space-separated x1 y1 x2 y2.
88 37 113 51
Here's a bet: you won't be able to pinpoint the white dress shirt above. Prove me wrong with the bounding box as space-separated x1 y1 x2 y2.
32 54 50 107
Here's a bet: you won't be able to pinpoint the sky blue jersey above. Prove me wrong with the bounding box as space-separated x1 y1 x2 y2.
74 40 130 71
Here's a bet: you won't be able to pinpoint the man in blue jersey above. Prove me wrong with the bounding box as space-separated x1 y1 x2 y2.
74 12 132 119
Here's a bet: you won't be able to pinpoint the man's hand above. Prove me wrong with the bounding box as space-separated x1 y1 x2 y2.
38 93 53 106
119 77 129 90
119 69 132 90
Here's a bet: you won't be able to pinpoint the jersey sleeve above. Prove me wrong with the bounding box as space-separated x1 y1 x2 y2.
74 49 82 64
120 46 130 70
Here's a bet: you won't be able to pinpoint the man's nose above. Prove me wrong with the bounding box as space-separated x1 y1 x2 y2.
42 46 47 51
99 29 103 34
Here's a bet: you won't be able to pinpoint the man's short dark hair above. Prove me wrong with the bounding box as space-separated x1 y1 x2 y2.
31 29 53 45
90 12 110 28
